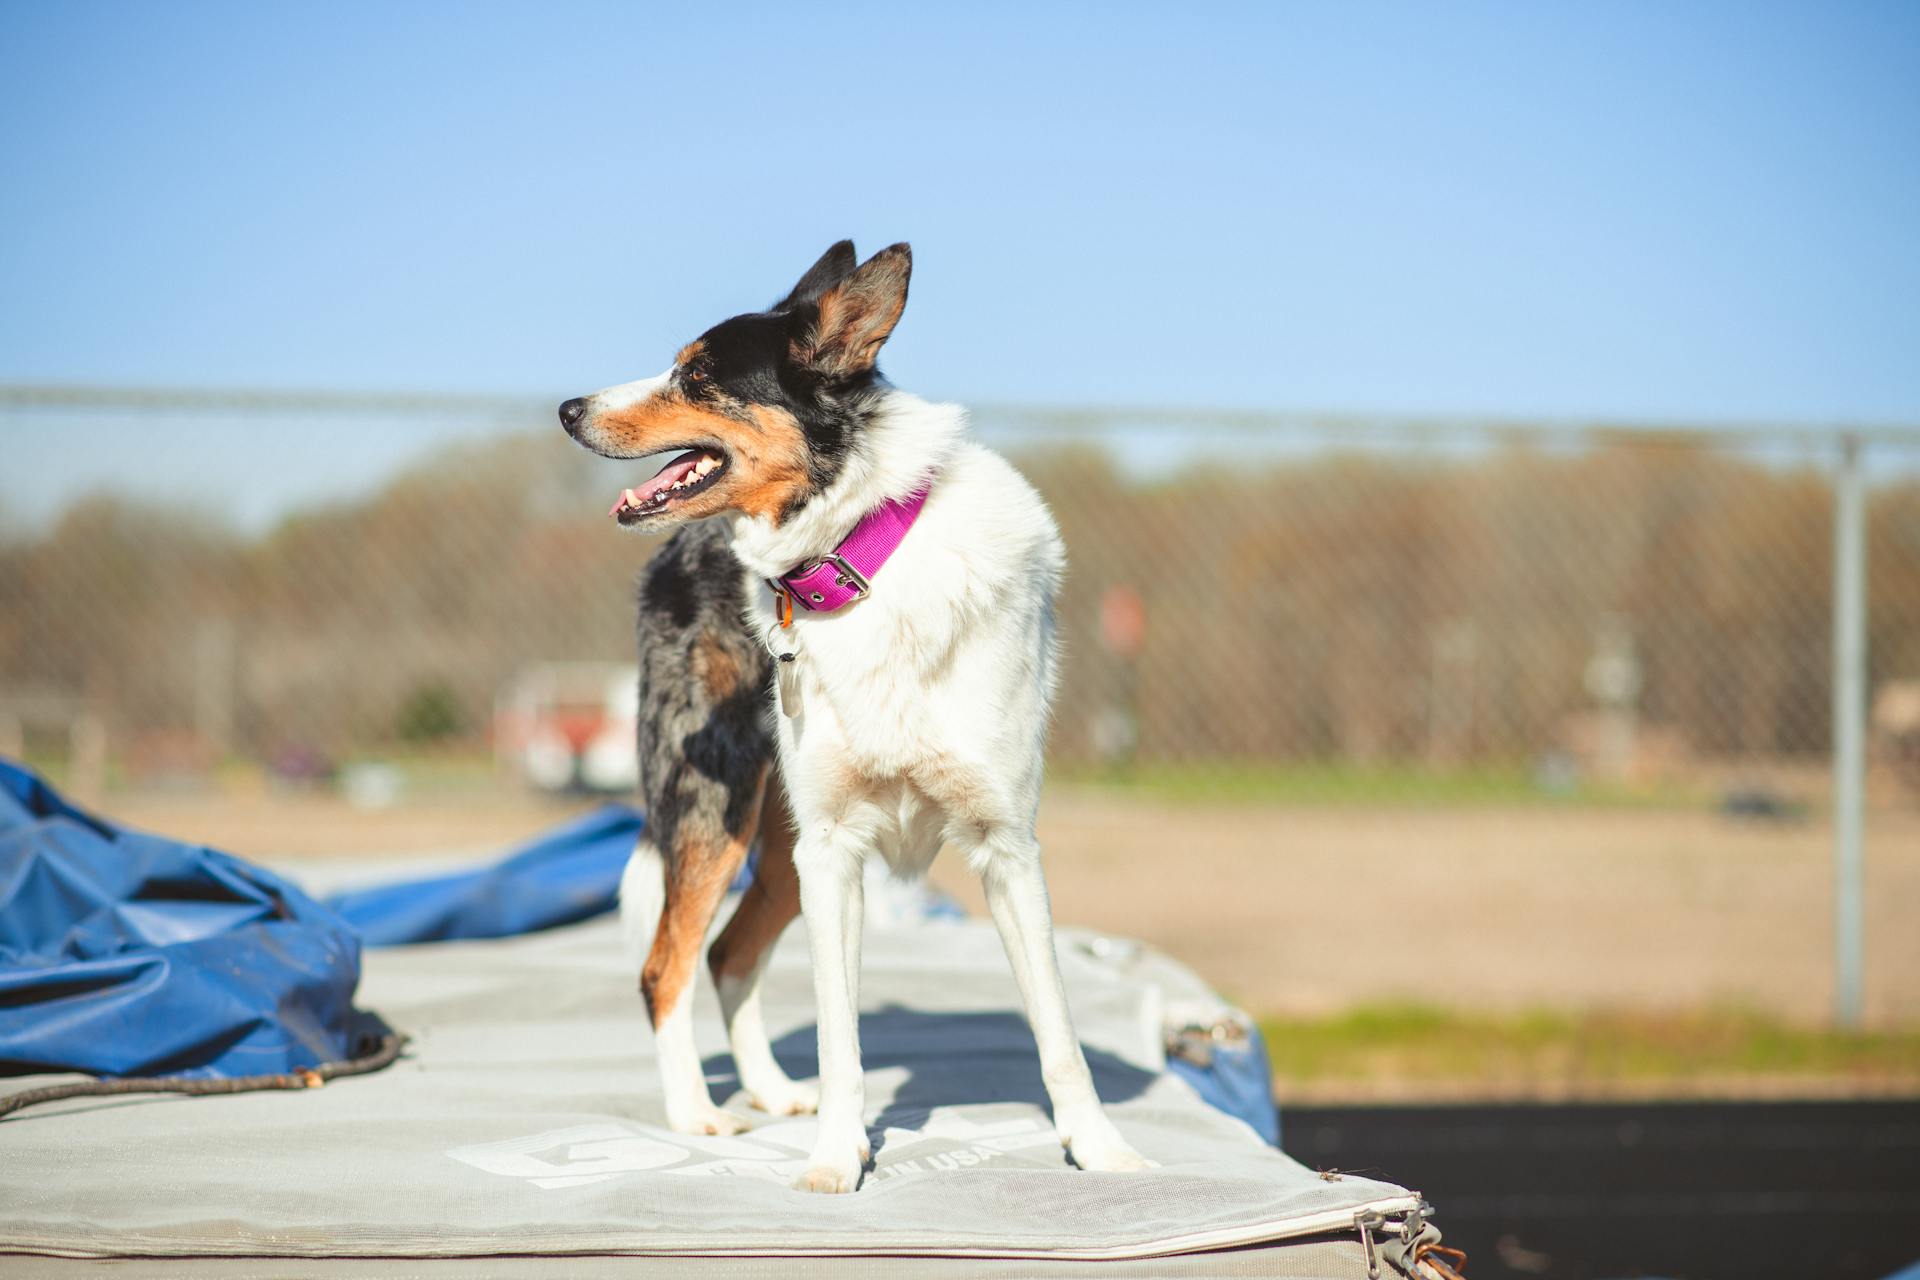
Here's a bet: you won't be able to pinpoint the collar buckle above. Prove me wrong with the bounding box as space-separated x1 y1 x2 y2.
816 552 871 601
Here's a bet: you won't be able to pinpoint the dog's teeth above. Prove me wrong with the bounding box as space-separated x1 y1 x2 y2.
623 488 638 508
695 455 718 476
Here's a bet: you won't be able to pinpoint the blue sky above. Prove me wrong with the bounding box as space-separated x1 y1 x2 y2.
3 2 1918 525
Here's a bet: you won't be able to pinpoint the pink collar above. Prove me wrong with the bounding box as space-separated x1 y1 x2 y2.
772 486 930 614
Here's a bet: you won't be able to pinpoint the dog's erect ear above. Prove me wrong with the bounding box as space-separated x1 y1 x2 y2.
791 243 912 381
774 240 859 312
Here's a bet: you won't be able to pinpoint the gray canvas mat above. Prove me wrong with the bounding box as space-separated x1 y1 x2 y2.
0 899 1419 1262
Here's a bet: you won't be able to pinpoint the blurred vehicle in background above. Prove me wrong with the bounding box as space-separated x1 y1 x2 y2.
1876 679 1920 800
494 662 638 794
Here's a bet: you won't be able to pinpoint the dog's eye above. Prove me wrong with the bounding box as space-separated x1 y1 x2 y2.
683 367 707 383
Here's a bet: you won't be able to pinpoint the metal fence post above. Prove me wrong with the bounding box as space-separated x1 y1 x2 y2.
1833 432 1867 1029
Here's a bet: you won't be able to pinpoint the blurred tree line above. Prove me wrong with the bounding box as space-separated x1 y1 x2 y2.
2 427 1916 779
1026 439 1920 771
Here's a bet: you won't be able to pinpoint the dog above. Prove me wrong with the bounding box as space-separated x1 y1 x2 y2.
560 241 1150 1193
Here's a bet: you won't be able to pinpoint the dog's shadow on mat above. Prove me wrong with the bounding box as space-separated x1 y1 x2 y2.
701 1003 1158 1141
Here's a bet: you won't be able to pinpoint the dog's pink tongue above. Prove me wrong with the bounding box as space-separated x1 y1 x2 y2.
610 451 704 517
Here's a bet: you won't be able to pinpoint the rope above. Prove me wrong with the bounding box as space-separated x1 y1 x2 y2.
0 1032 407 1121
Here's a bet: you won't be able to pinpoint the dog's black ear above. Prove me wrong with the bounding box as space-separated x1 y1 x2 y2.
774 240 859 312
791 243 911 381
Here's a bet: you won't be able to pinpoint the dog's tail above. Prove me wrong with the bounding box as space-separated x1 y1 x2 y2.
619 838 667 970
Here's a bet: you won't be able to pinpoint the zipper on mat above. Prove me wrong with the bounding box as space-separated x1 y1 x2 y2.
1357 1200 1467 1279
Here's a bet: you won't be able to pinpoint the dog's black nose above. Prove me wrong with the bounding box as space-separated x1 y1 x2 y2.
558 397 587 434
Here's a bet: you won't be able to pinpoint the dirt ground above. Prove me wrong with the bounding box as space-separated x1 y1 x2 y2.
108 785 1920 1028
998 789 1920 1029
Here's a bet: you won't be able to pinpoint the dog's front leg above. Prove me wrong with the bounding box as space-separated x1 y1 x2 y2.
790 824 871 1194
980 838 1154 1174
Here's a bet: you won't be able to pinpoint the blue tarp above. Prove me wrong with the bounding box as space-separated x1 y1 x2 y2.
1167 1035 1281 1147
0 761 637 1081
0 759 360 1079
324 805 642 946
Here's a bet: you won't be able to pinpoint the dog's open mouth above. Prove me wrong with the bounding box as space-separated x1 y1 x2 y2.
609 447 729 523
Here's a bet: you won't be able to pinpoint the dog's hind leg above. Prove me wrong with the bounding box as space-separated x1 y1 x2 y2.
707 773 817 1117
624 811 757 1136
624 523 783 1134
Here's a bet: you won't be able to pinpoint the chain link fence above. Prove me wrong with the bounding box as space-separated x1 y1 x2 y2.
4 387 1919 815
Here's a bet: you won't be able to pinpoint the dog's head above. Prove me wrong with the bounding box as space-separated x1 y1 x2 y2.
560 241 911 529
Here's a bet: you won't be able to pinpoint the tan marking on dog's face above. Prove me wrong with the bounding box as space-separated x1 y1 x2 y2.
576 373 815 527
578 385 812 526
675 339 706 369
588 385 738 458
727 403 813 522
691 631 743 700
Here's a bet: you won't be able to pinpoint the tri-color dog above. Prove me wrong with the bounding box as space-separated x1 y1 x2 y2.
560 242 1149 1193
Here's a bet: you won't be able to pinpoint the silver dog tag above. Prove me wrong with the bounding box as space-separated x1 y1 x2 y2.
775 650 802 719
765 623 802 719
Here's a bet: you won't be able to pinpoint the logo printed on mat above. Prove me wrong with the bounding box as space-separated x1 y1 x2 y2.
447 1113 1059 1189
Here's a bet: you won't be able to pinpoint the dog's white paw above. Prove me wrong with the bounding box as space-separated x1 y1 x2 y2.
791 1161 861 1194
747 1077 820 1117
790 1119 869 1193
666 1104 752 1137
1070 1138 1156 1172
1063 1120 1156 1172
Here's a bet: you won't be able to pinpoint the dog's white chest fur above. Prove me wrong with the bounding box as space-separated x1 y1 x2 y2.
731 393 1062 876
